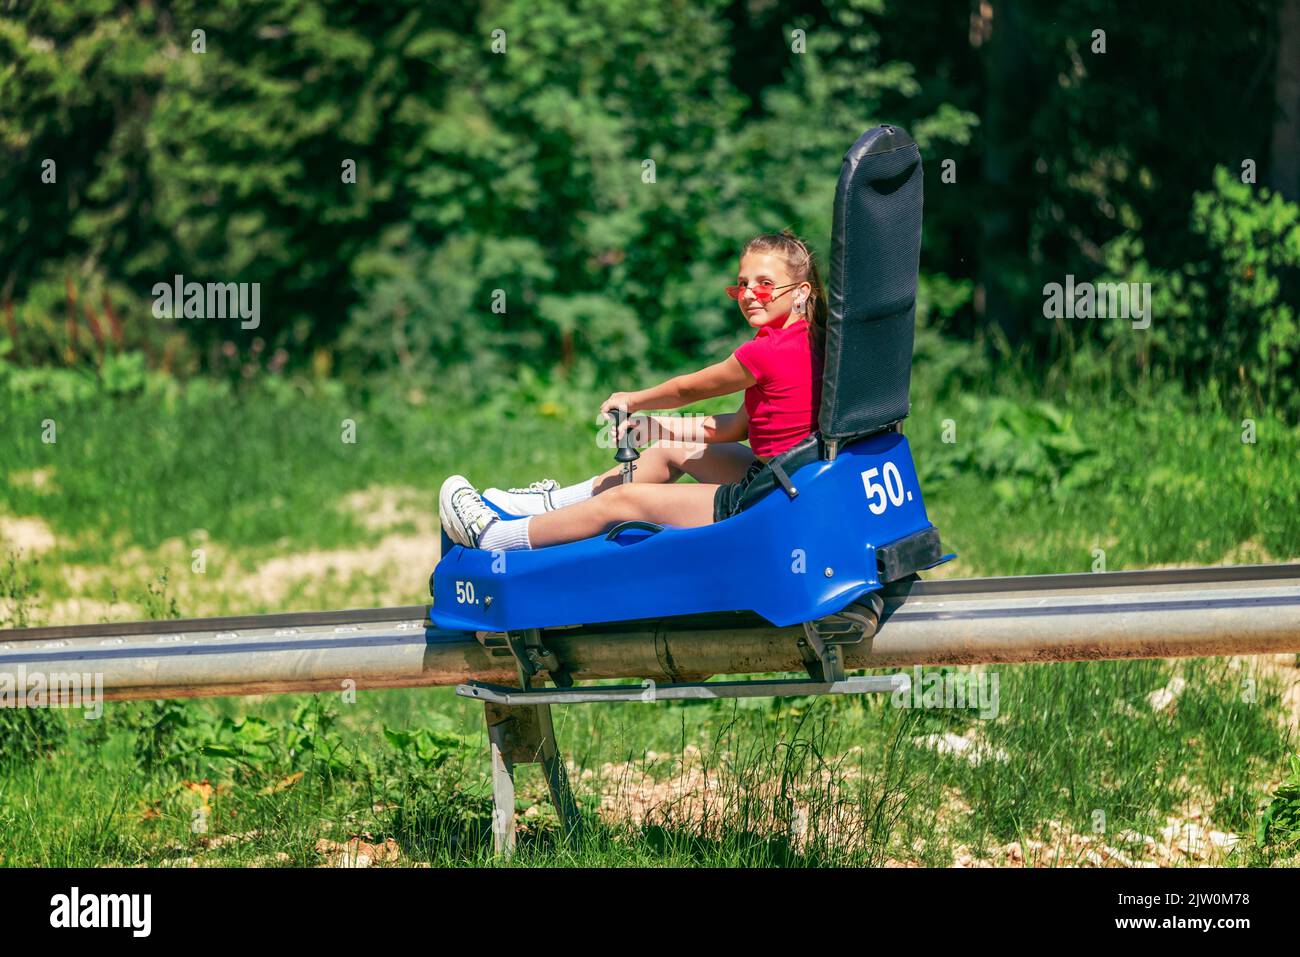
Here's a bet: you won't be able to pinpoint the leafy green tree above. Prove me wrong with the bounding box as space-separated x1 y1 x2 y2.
2 0 1296 422
1100 167 1300 414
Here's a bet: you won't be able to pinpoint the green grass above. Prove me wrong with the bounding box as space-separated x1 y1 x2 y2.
2 364 1299 866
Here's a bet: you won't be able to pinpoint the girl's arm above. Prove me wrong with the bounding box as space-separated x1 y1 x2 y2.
603 356 759 442
650 402 749 444
642 356 755 409
602 357 755 417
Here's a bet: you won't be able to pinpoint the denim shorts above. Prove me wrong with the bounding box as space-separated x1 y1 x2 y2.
712 458 767 523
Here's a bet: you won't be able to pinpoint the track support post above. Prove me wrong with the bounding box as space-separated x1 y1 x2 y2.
479 627 582 857
483 699 582 857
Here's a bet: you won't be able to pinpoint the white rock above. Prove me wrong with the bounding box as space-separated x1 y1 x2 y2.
1147 676 1187 712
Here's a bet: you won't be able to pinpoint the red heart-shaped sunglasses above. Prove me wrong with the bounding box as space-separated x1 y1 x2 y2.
725 280 800 305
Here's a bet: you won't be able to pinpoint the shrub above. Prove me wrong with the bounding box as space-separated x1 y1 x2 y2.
1100 167 1300 417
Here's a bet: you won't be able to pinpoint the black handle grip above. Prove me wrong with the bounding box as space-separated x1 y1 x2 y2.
608 408 641 464
605 520 664 541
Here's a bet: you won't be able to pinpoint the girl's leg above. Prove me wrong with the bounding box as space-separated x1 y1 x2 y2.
527 482 720 548
484 442 754 516
591 441 755 493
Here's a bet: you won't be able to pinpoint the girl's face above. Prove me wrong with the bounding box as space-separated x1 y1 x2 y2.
734 252 811 330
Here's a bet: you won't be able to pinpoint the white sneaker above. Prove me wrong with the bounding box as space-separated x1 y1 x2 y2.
482 478 559 516
438 475 499 548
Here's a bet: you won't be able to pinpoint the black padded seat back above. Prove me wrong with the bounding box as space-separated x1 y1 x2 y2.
820 125 924 445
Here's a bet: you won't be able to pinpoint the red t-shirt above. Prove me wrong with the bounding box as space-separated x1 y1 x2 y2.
733 318 823 459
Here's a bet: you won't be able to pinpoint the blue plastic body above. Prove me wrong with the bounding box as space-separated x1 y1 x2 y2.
429 432 936 633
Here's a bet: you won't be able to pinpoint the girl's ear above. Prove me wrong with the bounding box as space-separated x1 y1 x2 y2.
793 282 812 314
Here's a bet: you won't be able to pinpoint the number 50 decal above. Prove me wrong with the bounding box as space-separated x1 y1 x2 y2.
861 462 909 515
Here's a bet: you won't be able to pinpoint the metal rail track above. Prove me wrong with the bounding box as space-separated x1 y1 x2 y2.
2 563 1298 702
8 562 1299 643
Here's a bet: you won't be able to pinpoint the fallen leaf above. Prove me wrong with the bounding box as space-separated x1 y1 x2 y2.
315 837 402 868
259 772 304 796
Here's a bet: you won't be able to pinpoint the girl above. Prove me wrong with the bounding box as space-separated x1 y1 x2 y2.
438 229 826 551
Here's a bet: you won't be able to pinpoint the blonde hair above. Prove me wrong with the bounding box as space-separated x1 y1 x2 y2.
740 228 827 356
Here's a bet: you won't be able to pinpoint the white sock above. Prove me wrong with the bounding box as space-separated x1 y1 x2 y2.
552 477 595 509
483 488 546 516
478 515 533 551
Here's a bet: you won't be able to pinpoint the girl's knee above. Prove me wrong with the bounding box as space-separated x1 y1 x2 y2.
604 482 644 502
652 440 707 467
599 482 650 515
596 483 633 509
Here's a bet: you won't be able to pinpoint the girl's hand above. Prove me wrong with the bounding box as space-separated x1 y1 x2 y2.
600 392 641 442
600 391 638 418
